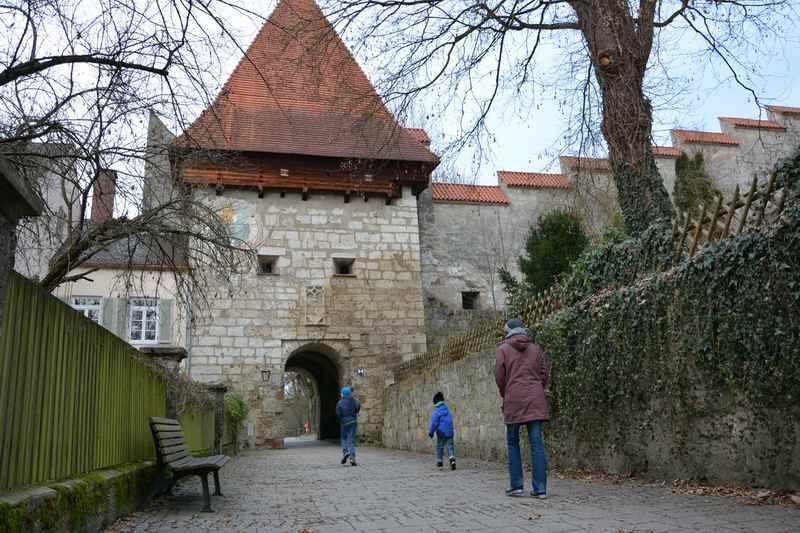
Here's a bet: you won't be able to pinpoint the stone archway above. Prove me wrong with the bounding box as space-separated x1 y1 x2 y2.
283 342 347 440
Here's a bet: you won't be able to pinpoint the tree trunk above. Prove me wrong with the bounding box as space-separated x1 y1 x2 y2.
571 1 674 235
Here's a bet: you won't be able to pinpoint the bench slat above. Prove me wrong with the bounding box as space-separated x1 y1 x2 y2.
171 455 229 472
152 424 185 433
163 450 190 464
160 443 188 456
150 416 181 426
158 436 186 447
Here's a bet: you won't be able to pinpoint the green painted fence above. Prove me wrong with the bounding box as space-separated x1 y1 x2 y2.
179 408 216 456
0 272 167 490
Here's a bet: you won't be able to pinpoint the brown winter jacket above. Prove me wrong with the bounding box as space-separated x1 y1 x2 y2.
495 334 550 424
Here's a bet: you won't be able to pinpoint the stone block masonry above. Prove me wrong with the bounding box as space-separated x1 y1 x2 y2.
191 185 428 446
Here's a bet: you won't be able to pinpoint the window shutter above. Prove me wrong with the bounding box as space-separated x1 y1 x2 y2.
100 298 115 332
115 298 129 340
158 299 174 344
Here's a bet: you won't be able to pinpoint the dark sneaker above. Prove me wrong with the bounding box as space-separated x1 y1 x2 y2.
350 460 358 466
340 452 349 465
450 458 456 470
436 462 443 468
530 491 547 499
505 488 524 497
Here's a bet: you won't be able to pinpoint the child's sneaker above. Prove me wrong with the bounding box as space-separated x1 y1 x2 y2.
530 491 547 499
340 451 349 465
449 458 456 470
436 462 443 468
350 459 358 466
505 488 524 497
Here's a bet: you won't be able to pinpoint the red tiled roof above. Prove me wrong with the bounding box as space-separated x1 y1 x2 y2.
671 129 739 145
719 117 786 131
497 170 572 189
404 128 431 145
652 146 681 158
431 183 509 205
559 156 610 170
766 105 800 115
174 0 436 164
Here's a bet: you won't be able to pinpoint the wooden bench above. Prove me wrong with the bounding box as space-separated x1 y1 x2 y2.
149 416 229 512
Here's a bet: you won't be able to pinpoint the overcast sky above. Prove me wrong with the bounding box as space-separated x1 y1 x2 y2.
204 0 800 186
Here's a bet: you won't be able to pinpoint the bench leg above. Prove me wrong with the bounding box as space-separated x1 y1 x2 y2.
200 473 213 512
213 470 222 496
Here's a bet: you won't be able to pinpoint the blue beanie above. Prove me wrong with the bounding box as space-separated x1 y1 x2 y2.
341 387 351 397
505 319 524 332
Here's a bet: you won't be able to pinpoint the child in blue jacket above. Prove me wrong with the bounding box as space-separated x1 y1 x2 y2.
428 391 456 470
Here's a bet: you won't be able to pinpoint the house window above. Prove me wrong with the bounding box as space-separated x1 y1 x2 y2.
129 297 159 343
461 291 480 310
71 296 102 323
333 258 355 276
257 255 278 275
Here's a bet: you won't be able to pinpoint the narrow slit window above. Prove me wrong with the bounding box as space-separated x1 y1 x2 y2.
461 291 480 310
333 258 355 276
257 255 278 275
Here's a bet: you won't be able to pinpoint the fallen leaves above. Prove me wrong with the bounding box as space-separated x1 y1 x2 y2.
670 480 800 507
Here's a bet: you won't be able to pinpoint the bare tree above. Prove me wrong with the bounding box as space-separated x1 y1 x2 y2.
326 0 797 234
0 0 264 304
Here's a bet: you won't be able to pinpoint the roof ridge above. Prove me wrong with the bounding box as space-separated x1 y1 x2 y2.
672 129 739 145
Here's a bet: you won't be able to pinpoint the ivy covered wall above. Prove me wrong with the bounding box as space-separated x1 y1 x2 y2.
536 197 800 487
384 192 800 489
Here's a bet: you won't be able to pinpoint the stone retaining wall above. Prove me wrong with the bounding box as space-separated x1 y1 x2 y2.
383 345 800 489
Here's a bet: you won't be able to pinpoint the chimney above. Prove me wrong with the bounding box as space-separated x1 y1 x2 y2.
91 169 117 224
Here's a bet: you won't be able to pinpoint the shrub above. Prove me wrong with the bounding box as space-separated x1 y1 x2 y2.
517 210 589 293
673 152 721 214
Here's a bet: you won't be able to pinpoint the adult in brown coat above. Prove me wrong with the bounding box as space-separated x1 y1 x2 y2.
495 318 550 498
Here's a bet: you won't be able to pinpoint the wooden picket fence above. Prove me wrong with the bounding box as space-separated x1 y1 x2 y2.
672 174 791 260
395 173 793 382
394 286 560 380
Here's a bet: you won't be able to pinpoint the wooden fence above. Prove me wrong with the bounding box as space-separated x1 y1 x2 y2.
179 407 216 456
395 174 793 382
672 174 791 260
0 272 183 491
394 286 560 380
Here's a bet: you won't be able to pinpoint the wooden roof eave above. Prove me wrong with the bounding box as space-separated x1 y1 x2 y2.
180 168 403 200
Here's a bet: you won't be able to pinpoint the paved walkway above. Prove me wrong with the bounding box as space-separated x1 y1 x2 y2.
109 442 799 532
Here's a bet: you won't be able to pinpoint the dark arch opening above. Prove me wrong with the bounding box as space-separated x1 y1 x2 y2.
284 348 341 440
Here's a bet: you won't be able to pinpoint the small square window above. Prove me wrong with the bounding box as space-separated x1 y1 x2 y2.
333 258 355 276
462 291 480 310
257 255 278 275
71 296 102 323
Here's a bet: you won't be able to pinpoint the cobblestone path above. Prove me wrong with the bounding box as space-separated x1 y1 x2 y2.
109 442 799 532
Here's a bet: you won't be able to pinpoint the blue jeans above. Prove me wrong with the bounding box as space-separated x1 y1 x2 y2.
506 421 547 495
341 422 357 459
436 436 455 463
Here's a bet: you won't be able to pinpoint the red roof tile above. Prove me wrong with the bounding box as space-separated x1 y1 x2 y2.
431 183 509 205
174 0 436 164
652 146 681 158
559 156 610 171
719 117 786 131
404 128 431 146
766 105 800 115
671 129 739 145
497 170 572 189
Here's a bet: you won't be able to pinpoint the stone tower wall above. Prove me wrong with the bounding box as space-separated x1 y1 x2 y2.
190 186 427 445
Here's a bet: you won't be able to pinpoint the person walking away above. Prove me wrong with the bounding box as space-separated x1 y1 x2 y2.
336 387 360 466
495 318 550 498
428 391 456 470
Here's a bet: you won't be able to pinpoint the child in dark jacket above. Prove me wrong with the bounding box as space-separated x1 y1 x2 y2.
336 387 360 466
428 391 456 470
